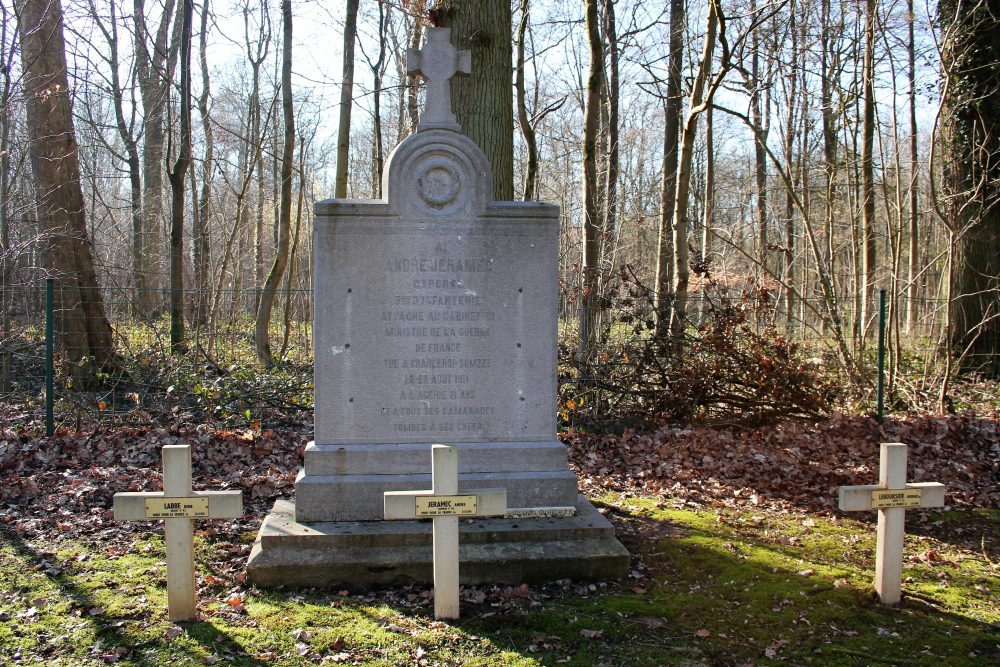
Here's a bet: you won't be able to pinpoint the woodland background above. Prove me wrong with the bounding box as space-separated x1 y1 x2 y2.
1 0 999 431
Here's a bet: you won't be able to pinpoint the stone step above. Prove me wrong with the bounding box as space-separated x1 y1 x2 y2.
304 440 568 475
246 495 630 589
294 469 580 522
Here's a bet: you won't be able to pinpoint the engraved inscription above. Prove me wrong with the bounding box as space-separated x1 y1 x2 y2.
378 241 498 435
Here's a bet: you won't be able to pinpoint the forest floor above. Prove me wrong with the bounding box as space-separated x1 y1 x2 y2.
0 412 998 666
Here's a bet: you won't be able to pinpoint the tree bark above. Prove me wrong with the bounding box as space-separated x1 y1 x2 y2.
18 0 118 381
406 19 424 133
256 0 295 365
820 0 837 286
860 0 878 332
578 0 604 359
654 0 684 336
783 0 799 326
515 0 538 201
167 0 193 354
431 0 514 200
88 0 145 319
134 0 181 316
670 0 718 341
280 133 308 359
0 2 15 390
335 0 360 199
369 0 388 198
701 104 715 267
194 0 213 327
940 0 1000 376
603 0 620 275
749 0 772 271
243 1 271 311
905 0 918 333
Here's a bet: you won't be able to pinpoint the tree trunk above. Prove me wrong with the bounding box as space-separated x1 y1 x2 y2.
89 0 145 319
603 0 620 276
860 0 877 332
578 0 604 358
431 0 514 200
654 0 684 336
406 19 424 133
256 0 295 365
0 2 14 390
370 0 388 198
167 0 193 354
905 0 919 333
134 0 181 316
244 4 270 311
18 0 118 381
280 133 308 359
515 0 538 201
700 103 714 324
750 0 769 269
194 0 213 327
940 0 1000 376
783 0 799 326
335 0 360 198
670 0 718 342
820 0 837 289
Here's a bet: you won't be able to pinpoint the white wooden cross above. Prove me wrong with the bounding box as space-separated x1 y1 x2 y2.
384 445 506 619
407 27 471 130
838 442 945 605
113 444 243 621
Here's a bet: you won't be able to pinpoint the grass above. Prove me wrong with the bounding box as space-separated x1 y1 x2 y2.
1 493 997 666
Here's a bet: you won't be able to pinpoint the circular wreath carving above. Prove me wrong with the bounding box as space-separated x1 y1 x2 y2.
414 156 463 212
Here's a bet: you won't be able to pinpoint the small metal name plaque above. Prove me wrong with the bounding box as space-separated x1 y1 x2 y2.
871 489 922 509
144 497 209 519
415 495 478 517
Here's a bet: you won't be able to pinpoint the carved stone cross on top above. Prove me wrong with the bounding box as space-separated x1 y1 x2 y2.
407 27 471 131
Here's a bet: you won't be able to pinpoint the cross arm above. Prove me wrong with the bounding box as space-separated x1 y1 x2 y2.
838 482 945 512
384 488 506 520
113 490 243 521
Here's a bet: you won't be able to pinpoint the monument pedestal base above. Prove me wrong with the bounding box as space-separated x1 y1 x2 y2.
246 495 630 589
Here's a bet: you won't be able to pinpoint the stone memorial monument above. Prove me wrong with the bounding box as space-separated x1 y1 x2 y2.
246 27 628 587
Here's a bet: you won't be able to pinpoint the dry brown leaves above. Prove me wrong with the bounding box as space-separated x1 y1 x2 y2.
0 420 309 553
1 412 996 558
565 414 1000 513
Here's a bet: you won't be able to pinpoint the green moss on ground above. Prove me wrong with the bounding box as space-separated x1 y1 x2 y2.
1 496 997 666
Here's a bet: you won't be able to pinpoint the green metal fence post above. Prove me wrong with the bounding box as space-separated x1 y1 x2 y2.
876 288 887 423
45 278 54 436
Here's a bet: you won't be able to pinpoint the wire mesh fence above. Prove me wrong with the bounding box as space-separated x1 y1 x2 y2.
0 278 978 434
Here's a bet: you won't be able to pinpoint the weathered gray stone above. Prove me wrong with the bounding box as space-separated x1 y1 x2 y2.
246 26 628 587
303 440 568 475
294 469 579 522
311 143 559 447
246 496 629 588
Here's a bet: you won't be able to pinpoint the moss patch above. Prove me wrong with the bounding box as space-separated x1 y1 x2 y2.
1 494 997 666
